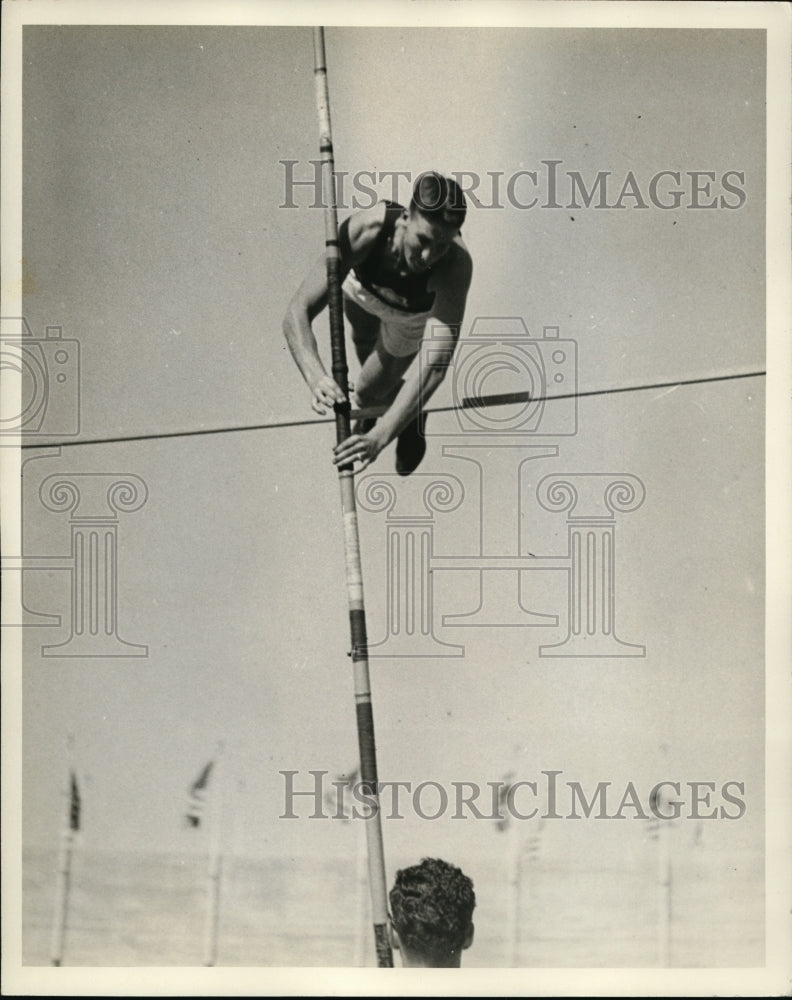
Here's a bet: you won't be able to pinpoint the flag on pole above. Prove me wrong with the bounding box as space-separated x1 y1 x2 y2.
495 772 516 832
646 787 660 839
325 767 359 822
52 763 79 965
68 770 81 832
185 761 214 828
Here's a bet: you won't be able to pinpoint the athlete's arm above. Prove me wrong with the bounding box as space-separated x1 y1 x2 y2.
282 204 386 415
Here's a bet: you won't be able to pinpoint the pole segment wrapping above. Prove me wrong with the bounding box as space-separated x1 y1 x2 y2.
312 26 393 969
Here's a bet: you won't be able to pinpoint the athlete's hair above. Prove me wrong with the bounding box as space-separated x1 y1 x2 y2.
410 172 467 230
389 857 476 965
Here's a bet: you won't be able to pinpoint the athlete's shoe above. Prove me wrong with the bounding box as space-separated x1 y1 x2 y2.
395 412 427 476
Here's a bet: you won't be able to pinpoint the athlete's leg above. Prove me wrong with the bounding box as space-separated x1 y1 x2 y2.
343 297 400 432
343 307 429 473
355 338 416 409
395 408 428 476
357 336 428 475
344 297 381 367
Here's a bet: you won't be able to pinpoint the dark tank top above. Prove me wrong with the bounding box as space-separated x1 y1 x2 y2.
339 201 436 314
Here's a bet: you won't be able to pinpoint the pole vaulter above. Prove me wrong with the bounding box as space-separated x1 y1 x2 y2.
312 26 394 968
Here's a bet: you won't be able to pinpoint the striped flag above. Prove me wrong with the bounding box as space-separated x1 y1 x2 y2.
185 761 214 828
68 770 81 832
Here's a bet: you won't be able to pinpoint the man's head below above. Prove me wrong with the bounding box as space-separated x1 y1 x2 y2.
388 857 476 968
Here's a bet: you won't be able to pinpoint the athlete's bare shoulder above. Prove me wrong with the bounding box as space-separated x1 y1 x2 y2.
344 201 388 263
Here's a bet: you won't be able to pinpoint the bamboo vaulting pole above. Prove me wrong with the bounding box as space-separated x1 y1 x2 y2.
312 26 393 969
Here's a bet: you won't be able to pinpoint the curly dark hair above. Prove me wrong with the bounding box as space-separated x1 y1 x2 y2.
389 857 476 964
410 171 467 230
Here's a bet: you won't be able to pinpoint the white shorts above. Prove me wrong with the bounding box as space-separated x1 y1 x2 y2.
342 271 433 358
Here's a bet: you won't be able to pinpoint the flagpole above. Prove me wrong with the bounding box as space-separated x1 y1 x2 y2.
657 816 672 966
507 811 523 966
312 26 393 969
50 829 74 966
203 740 225 967
50 736 78 966
497 764 525 967
653 750 674 966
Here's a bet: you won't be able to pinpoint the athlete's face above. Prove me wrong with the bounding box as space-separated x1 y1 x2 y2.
401 211 457 273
